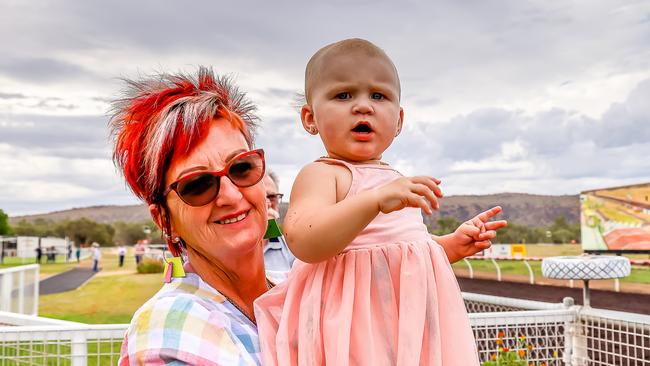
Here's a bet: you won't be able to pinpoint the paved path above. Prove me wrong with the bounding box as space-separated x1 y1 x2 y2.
458 277 650 315
39 267 97 295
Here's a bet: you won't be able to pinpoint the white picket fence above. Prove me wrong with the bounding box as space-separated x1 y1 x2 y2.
0 264 39 316
0 292 648 365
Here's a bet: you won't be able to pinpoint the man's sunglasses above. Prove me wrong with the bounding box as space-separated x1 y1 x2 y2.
266 193 284 203
163 149 265 207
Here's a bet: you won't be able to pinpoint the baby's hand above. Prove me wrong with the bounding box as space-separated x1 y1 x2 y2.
374 176 442 215
450 206 508 257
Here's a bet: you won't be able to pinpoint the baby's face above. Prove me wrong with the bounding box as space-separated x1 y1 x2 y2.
303 52 403 162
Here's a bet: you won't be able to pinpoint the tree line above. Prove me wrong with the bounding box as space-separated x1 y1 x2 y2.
431 215 581 244
0 209 164 247
1 207 580 246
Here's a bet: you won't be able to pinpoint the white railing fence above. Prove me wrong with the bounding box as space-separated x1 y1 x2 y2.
0 293 648 365
0 324 128 366
573 307 650 366
0 264 39 316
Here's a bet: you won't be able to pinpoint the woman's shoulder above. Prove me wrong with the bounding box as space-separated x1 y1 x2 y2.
129 274 232 328
120 274 261 365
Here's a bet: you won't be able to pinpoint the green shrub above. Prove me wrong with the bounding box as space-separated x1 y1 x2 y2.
137 259 164 274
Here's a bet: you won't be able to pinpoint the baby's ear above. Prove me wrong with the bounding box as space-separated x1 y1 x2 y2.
300 104 319 135
395 107 404 137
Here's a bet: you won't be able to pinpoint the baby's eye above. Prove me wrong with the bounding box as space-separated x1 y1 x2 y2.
371 92 385 100
335 92 351 100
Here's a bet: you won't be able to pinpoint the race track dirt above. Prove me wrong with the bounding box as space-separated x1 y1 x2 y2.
457 277 650 315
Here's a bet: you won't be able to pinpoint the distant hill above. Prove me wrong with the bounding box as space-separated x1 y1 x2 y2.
10 193 579 228
422 193 578 229
9 205 151 225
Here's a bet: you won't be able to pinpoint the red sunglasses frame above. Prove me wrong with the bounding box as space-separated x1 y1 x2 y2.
162 149 265 206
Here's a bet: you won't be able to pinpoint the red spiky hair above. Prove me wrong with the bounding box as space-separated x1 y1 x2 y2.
109 67 258 255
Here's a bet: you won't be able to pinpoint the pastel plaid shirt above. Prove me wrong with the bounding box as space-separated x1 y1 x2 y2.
119 272 262 365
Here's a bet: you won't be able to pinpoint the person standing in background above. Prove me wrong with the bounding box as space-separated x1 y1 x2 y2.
262 170 296 276
75 246 81 262
117 244 127 267
134 241 145 266
91 243 101 272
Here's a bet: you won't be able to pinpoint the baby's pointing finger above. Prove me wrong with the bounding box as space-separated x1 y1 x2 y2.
484 220 508 231
477 206 502 222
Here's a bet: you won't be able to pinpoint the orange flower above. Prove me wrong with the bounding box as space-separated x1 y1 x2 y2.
527 344 533 351
496 339 503 345
519 335 526 341
518 349 526 357
497 331 505 338
491 354 497 361
500 347 509 353
540 363 547 366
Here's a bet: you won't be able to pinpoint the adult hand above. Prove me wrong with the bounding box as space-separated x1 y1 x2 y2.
267 207 280 220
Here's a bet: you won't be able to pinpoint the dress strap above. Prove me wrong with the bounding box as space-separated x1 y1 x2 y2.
315 157 360 198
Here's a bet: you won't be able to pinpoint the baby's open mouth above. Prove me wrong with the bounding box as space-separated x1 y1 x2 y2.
352 122 373 133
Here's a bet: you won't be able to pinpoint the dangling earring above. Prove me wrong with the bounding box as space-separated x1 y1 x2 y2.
164 233 181 244
162 232 186 283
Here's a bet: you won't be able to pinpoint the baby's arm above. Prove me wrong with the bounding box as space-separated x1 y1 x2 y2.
284 162 442 263
433 206 507 263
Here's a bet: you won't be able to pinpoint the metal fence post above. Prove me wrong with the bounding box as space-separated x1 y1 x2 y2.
570 306 588 366
0 272 12 312
463 258 474 279
71 331 88 366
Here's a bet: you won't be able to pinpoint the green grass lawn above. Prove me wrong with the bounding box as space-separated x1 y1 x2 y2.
0 255 82 277
39 250 163 324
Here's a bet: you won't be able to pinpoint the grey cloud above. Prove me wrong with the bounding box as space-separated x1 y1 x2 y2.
0 92 27 99
0 57 91 83
382 78 650 182
0 114 110 159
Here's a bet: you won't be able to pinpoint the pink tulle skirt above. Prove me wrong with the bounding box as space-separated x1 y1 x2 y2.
254 240 479 365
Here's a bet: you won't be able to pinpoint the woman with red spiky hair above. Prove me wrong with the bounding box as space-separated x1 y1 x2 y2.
111 66 272 365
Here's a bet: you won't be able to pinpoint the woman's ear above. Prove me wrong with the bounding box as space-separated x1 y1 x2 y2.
149 204 165 232
300 104 319 135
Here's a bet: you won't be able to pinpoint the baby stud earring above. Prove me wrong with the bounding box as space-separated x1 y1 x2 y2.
307 126 318 135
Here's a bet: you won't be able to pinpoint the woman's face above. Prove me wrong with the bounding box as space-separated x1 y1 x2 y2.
163 118 267 264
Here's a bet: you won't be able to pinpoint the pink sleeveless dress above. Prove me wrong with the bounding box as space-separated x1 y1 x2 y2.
254 159 479 365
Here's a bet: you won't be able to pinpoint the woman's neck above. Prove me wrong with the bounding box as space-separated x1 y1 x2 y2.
185 247 267 315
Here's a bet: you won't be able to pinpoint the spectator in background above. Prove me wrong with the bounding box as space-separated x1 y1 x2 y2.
35 246 42 264
134 241 145 266
75 246 81 262
262 170 295 277
117 244 127 267
67 244 72 263
91 243 101 272
46 246 56 263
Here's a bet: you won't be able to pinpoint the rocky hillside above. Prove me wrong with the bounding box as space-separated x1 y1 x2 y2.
9 204 152 225
422 193 578 229
10 193 579 228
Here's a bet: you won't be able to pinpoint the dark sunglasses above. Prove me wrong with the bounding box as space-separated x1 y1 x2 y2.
163 149 265 207
266 193 284 202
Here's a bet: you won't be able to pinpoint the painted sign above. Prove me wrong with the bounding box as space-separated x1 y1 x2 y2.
581 182 650 252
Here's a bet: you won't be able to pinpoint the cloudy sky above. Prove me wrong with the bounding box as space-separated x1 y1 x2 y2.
1 1 649 216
